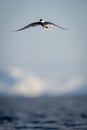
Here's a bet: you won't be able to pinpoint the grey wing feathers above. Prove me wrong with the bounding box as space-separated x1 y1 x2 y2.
15 22 40 31
46 22 68 30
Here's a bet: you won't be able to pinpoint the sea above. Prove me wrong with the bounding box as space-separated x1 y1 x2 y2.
0 96 87 130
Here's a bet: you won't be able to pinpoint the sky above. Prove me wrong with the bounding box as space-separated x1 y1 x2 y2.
0 0 87 97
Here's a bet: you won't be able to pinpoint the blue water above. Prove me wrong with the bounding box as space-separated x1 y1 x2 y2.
0 96 87 130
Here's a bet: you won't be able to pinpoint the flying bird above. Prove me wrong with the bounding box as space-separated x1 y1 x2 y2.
15 19 68 31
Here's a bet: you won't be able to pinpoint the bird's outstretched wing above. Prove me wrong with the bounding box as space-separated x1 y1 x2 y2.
45 22 68 30
15 22 41 31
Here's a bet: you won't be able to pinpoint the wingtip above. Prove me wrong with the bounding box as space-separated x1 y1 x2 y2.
13 29 22 32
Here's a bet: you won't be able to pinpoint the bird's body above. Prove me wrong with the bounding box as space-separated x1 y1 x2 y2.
16 19 67 31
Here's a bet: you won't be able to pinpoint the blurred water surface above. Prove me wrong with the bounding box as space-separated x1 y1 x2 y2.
0 96 87 130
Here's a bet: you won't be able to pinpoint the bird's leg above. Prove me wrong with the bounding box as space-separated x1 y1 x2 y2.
45 25 49 28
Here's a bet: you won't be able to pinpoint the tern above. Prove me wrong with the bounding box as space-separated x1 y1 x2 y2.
15 19 68 31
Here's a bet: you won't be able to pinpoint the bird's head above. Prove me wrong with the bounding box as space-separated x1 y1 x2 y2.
39 19 44 23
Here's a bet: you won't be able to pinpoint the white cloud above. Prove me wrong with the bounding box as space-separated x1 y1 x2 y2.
0 67 87 97
8 67 25 79
12 74 45 97
8 67 46 97
45 75 87 95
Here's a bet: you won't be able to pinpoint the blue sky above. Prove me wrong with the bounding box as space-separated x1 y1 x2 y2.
0 0 87 97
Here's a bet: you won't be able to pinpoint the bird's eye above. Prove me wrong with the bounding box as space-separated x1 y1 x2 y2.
40 19 43 21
